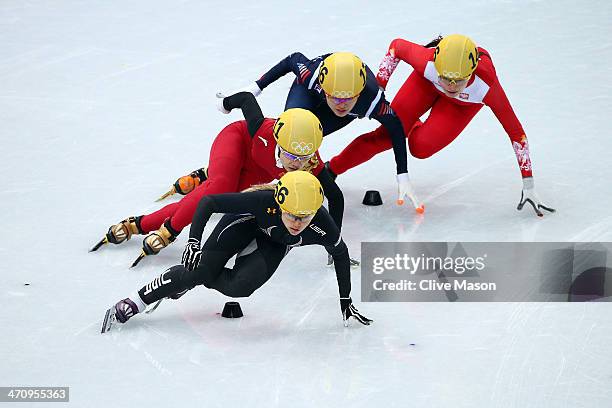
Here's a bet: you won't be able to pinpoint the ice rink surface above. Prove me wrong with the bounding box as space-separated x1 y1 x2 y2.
1 0 612 406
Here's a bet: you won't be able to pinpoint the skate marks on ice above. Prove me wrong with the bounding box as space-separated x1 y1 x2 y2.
0 45 64 76
89 51 184 84
488 302 612 407
292 277 331 328
0 94 167 109
570 215 612 241
421 157 510 203
74 320 100 337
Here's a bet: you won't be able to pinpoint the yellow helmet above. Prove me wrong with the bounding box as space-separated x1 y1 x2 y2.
433 34 479 80
274 171 324 217
318 52 367 98
273 108 323 156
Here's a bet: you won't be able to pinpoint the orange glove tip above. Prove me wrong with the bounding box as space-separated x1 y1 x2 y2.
397 199 404 206
415 206 425 214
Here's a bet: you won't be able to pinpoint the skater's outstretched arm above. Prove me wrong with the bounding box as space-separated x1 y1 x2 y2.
317 209 372 326
316 166 344 231
255 52 315 90
189 192 264 242
221 91 265 137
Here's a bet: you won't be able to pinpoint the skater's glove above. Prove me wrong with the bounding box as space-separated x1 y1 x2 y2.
517 177 556 217
396 173 424 213
216 82 262 114
327 254 360 268
215 92 230 114
182 238 202 271
340 298 373 327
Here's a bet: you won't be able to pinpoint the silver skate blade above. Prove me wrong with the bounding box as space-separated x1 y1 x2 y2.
145 299 163 314
101 307 116 334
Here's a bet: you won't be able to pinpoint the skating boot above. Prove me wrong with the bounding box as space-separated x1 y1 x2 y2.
156 167 208 201
101 298 140 333
131 219 180 267
90 216 143 252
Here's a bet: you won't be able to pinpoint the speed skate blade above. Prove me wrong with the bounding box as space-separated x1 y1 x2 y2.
145 299 163 314
101 307 116 334
155 188 175 202
130 252 146 268
89 237 108 252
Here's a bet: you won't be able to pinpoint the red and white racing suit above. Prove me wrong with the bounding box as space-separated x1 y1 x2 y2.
329 38 533 179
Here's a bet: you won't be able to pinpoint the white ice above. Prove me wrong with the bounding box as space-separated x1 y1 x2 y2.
1 0 612 407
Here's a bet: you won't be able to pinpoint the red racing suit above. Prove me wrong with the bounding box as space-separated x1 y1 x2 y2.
140 102 328 234
329 38 533 178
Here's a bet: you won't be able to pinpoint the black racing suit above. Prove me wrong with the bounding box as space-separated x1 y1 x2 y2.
137 190 351 303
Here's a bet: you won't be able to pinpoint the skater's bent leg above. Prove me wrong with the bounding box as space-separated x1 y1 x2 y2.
135 214 256 304
139 202 180 233
203 237 286 297
390 71 439 135
139 124 248 234
178 213 263 295
136 264 215 305
327 71 440 176
408 99 482 159
329 126 393 175
168 124 248 232
167 174 236 232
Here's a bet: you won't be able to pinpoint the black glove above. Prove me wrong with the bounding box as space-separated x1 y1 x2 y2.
327 254 360 267
182 238 202 271
340 298 373 327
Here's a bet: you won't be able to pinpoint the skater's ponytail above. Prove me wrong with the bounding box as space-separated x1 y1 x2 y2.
242 159 320 193
242 183 276 193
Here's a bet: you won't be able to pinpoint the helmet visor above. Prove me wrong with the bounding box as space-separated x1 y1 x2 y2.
325 92 359 105
279 146 315 162
438 75 470 87
283 211 316 222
